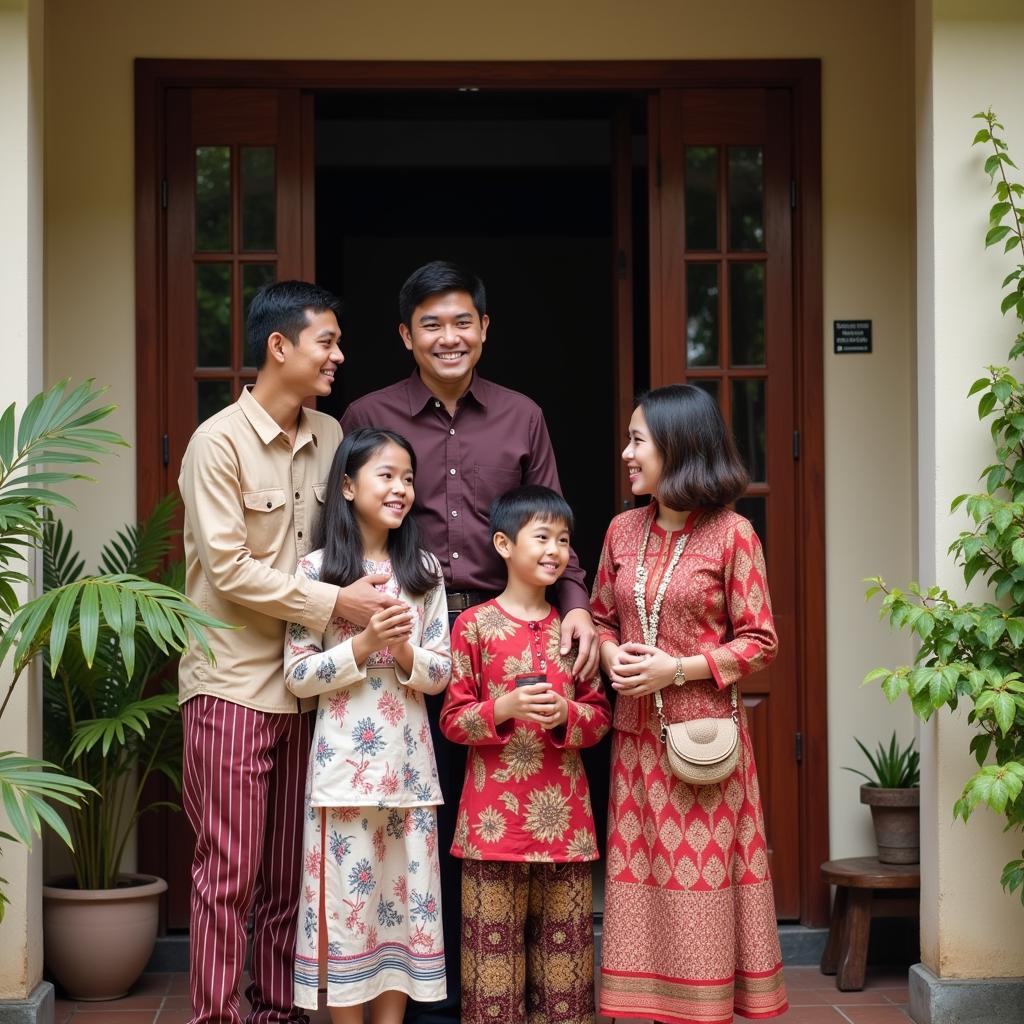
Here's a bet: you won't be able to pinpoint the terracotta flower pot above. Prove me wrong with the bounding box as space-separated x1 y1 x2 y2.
42 873 167 1000
860 785 920 864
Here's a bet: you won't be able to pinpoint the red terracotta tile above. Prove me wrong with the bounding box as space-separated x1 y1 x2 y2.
66 1013 162 1023
128 973 174 996
830 988 907 1005
787 989 839 1005
772 1007 846 1023
876 987 910 1004
53 1005 76 1023
71 994 164 1010
155 1012 191 1023
166 975 190 993
837 1006 912 1022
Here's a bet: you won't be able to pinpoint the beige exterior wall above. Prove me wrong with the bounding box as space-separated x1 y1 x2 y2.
915 0 1024 979
43 0 918 863
0 0 45 1000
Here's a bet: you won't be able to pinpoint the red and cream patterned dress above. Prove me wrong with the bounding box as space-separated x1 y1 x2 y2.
591 504 787 1024
439 600 612 862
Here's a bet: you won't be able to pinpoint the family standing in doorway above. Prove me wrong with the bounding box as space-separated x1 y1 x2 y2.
177 264 789 1024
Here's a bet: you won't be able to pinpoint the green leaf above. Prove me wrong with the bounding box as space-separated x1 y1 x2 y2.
991 201 1012 222
975 128 992 144
78 583 99 665
979 392 997 418
993 692 1016 734
986 225 1013 247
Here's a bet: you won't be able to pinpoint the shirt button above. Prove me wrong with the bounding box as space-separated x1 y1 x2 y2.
266 501 272 509
297 531 303 539
434 400 441 408
294 491 300 499
452 551 460 559
449 428 456 435
451 510 459 518
449 468 456 475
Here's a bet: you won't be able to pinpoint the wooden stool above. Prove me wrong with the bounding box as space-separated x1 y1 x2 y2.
819 856 920 991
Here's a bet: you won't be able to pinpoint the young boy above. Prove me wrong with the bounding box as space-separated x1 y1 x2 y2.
439 485 611 1024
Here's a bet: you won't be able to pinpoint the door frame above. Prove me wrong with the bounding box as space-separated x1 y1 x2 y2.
135 57 827 926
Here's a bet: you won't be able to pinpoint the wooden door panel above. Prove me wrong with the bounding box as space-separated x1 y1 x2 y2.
141 86 308 930
650 86 801 918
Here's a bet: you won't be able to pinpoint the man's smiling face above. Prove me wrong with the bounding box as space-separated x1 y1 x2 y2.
399 289 489 397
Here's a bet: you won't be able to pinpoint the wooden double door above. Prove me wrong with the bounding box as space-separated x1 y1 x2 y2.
137 62 825 928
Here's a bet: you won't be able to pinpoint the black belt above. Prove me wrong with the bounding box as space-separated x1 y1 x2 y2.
446 590 495 612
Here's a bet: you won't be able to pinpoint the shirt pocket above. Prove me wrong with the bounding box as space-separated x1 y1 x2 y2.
242 487 287 560
472 464 521 518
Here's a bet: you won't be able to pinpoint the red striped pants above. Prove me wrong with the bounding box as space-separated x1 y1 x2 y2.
182 695 312 1024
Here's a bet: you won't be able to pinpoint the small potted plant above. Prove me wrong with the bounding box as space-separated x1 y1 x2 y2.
844 732 921 864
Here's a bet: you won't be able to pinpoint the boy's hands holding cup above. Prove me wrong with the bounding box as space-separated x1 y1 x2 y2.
494 676 567 730
352 604 416 666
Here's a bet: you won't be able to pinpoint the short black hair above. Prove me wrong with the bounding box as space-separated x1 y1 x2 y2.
490 485 574 542
246 280 342 368
638 384 749 509
399 261 487 328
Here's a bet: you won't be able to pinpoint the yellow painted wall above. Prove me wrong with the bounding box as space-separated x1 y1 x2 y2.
915 0 1024 979
43 0 917 864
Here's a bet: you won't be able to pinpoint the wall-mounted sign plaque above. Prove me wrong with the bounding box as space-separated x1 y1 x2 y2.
834 320 872 354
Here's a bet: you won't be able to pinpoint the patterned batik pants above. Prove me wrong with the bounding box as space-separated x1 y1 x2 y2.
460 860 596 1024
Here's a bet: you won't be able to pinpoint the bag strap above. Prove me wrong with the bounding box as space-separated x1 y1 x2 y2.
654 684 738 744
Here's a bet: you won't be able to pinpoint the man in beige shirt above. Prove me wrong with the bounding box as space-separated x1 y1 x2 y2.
178 281 398 1024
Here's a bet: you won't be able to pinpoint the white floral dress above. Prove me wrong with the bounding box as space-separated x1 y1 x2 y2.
284 550 451 1009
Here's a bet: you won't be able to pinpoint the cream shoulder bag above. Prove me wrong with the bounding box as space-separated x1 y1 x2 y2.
634 516 739 787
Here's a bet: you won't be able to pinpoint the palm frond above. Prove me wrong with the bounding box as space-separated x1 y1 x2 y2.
98 494 180 577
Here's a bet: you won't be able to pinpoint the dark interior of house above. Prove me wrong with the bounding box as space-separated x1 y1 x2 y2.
313 90 650 853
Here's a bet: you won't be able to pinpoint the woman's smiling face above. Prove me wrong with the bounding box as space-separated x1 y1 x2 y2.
622 405 664 498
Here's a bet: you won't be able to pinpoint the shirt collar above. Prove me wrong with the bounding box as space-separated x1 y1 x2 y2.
405 369 488 415
238 385 318 451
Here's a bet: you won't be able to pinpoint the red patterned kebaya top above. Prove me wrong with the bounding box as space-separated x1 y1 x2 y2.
439 600 612 862
590 504 777 735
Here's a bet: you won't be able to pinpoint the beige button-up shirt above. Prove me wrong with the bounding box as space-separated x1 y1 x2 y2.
178 387 342 713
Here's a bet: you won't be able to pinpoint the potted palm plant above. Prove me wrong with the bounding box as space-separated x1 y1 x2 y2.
0 379 222 997
844 732 921 864
40 495 200 1000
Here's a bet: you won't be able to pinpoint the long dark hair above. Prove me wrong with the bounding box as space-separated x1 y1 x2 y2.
313 428 436 597
638 384 749 510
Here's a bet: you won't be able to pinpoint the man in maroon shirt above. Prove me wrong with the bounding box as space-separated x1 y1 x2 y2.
340 260 599 1013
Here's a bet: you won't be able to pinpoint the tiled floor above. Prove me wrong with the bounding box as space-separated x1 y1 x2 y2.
53 965 913 1023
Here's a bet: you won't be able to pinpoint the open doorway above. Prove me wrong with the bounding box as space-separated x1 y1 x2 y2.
312 91 648 579
138 60 826 928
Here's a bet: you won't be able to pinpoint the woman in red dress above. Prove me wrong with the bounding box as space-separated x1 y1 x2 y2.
591 384 788 1023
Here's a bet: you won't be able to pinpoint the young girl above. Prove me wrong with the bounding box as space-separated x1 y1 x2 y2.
284 427 451 1024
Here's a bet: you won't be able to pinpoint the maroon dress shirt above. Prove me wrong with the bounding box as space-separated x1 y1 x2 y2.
340 370 589 612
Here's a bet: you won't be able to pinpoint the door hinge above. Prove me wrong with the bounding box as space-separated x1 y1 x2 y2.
795 731 804 763
792 429 801 460
161 179 168 209
790 179 797 209
161 433 170 467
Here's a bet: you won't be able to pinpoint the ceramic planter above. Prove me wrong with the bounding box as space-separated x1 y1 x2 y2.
860 785 920 864
42 873 167 1000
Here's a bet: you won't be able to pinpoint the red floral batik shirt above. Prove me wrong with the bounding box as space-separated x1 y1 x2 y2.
439 600 611 862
